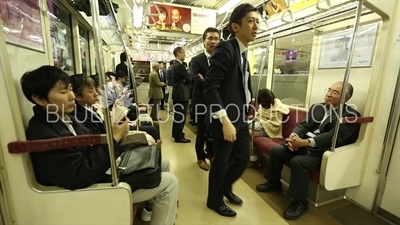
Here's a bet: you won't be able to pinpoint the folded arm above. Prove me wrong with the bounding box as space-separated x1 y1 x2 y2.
190 57 205 87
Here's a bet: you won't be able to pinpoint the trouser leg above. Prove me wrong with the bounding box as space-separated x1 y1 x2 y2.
132 172 179 225
287 155 321 201
265 145 295 182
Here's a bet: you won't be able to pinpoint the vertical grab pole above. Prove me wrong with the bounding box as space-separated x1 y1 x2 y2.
89 0 119 186
250 31 274 151
330 0 363 151
109 2 140 130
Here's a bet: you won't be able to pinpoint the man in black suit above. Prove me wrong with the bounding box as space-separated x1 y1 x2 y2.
256 81 361 220
116 52 134 89
171 47 192 143
203 3 259 217
158 61 167 110
190 27 220 171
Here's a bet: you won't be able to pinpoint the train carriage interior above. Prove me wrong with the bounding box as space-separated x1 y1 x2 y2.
0 0 399 224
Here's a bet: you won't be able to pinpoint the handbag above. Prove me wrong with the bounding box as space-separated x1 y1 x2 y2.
117 144 162 191
107 133 161 191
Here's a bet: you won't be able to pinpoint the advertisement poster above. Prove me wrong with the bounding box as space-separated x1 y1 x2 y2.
0 0 44 52
262 0 317 18
319 23 379 68
264 0 286 17
148 3 216 35
285 50 298 62
149 4 191 32
191 8 216 34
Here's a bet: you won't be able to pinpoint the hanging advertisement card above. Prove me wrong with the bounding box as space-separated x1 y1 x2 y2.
0 0 45 52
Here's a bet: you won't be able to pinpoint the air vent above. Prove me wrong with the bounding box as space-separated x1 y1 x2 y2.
68 0 119 16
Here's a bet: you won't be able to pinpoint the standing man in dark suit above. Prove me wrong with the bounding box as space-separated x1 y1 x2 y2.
256 81 360 220
166 60 175 114
171 47 192 143
115 52 133 89
158 61 167 110
191 27 220 171
203 3 259 217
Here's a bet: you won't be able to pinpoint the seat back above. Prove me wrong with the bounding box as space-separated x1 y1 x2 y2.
282 108 308 138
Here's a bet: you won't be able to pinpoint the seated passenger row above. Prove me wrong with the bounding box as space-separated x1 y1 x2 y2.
252 81 362 220
20 65 179 225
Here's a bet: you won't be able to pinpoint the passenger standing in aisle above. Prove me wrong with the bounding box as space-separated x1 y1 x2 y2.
149 62 166 120
166 60 175 114
158 61 167 110
203 3 259 217
171 47 192 143
190 27 220 171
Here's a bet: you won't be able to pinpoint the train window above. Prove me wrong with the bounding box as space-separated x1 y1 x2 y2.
272 31 313 107
79 26 90 75
47 1 75 75
249 44 269 96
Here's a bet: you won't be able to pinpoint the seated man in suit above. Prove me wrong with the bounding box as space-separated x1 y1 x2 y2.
256 81 361 220
70 74 160 141
22 66 179 225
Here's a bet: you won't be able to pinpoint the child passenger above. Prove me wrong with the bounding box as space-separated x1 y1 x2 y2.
248 88 289 167
21 66 179 225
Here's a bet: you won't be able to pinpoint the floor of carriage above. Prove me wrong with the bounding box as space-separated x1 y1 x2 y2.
133 110 389 225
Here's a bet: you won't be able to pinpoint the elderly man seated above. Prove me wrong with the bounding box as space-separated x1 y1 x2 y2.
256 81 361 220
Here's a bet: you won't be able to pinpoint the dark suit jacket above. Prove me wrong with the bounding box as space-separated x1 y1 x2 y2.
116 62 128 75
116 62 134 89
293 103 361 152
203 38 252 137
159 69 167 83
172 61 192 102
73 103 104 134
26 105 123 190
190 52 209 106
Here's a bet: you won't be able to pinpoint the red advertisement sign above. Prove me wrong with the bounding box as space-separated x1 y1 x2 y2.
148 4 192 33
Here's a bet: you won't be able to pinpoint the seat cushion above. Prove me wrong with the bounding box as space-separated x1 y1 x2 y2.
254 137 285 155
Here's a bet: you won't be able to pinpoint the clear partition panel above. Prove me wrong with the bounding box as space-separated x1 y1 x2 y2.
79 25 90 75
272 31 313 107
250 43 269 96
47 0 75 75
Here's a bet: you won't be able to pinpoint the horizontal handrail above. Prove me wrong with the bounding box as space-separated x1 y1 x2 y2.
8 135 107 154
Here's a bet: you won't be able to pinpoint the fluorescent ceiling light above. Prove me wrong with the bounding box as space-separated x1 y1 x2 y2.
217 0 241 15
133 5 143 28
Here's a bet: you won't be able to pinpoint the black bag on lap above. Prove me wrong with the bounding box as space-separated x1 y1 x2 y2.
107 134 162 192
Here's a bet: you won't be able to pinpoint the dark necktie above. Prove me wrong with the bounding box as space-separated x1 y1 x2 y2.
242 52 247 75
242 51 251 105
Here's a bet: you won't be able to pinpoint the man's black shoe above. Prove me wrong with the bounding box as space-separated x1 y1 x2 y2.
283 200 308 220
175 138 191 143
256 182 282 192
207 203 237 217
224 192 242 205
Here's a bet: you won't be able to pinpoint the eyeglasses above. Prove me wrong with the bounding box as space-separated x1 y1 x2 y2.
325 89 340 96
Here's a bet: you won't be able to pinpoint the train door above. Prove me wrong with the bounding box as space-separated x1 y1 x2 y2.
374 69 400 224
